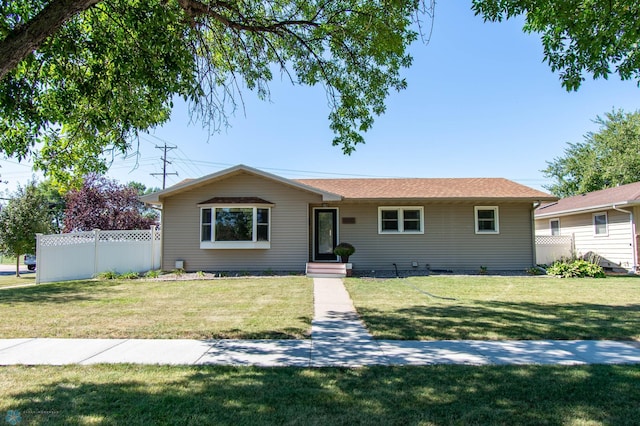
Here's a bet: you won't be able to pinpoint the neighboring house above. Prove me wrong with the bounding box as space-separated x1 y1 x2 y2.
535 182 640 272
141 164 556 274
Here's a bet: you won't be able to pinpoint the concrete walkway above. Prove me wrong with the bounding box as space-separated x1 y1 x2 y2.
1 278 640 367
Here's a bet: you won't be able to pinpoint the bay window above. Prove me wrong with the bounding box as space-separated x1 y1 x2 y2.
200 205 271 249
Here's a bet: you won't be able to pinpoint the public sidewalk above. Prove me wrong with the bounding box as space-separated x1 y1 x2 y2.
1 278 640 367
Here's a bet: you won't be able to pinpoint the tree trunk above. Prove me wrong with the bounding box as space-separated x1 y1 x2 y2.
0 0 102 80
15 254 21 278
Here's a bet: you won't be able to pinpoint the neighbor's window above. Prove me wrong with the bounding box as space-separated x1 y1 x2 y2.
200 206 271 248
550 219 560 236
378 207 424 234
593 213 608 236
475 206 499 234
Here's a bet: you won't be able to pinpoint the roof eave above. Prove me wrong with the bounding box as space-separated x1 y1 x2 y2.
535 200 640 218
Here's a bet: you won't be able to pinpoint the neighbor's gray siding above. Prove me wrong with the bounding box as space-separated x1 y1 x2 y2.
161 172 322 272
535 208 634 270
324 202 535 272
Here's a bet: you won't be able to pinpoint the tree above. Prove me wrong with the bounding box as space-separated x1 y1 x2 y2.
63 174 158 231
543 110 640 197
0 182 52 276
0 0 433 185
472 0 640 91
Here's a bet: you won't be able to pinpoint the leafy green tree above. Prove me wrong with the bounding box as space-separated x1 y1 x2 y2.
0 182 52 276
472 0 640 91
543 110 640 197
0 0 433 185
37 180 66 232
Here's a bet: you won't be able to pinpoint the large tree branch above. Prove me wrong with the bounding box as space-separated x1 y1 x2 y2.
0 0 101 80
177 0 319 33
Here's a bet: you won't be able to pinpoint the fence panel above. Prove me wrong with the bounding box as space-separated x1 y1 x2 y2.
36 227 161 284
535 235 574 265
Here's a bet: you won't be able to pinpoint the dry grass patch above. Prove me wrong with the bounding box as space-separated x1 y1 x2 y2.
0 277 313 339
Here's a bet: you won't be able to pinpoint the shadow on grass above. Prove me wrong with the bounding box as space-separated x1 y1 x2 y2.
358 301 640 340
2 364 639 424
0 280 117 304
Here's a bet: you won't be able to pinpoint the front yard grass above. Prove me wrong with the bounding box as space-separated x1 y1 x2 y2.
346 275 640 341
1 364 639 425
0 277 313 339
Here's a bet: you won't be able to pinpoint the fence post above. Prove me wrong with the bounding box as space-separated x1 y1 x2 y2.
35 233 42 284
93 229 100 277
150 225 156 271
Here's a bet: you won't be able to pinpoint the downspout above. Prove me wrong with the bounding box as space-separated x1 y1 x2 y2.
612 205 637 272
531 202 541 266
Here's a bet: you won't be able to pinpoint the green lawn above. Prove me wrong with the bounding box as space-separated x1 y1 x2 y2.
0 277 313 339
1 364 639 425
0 274 35 288
346 275 640 341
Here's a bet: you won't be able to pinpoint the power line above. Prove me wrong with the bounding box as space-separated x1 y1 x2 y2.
150 143 178 189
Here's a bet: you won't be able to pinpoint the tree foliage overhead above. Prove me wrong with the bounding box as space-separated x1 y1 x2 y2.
63 174 158 231
543 110 640 197
472 0 640 91
0 0 432 185
0 182 52 276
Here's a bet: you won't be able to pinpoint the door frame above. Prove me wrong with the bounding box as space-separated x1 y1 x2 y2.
313 207 339 261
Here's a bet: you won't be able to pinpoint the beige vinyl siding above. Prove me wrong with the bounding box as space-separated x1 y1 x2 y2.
536 209 634 270
327 202 535 272
161 172 322 272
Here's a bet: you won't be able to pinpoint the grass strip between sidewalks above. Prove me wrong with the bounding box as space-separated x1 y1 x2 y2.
1 364 639 425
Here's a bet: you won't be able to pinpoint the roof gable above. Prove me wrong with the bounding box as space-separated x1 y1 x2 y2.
140 164 342 204
535 181 640 217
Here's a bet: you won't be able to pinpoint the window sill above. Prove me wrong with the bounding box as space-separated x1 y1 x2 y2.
200 241 271 249
378 231 424 235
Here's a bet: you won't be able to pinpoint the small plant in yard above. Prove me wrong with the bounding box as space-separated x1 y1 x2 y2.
144 269 161 278
196 270 206 278
334 242 355 262
173 268 185 277
118 271 140 280
479 266 488 275
96 270 118 280
263 268 276 276
547 258 606 278
527 266 546 275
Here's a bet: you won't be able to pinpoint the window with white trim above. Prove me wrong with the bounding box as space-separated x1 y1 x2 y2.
593 212 608 236
474 206 499 234
378 207 424 234
200 206 271 249
550 219 560 236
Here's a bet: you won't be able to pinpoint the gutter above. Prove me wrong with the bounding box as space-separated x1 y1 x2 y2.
613 205 638 272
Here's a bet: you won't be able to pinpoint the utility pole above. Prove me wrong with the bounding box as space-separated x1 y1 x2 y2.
151 143 178 189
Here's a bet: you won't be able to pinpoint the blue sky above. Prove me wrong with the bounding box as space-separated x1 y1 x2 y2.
1 2 638 193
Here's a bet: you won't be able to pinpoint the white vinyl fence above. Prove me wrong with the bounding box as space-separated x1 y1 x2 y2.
35 227 161 284
535 235 574 265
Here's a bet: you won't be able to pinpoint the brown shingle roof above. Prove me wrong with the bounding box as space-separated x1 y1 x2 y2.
536 181 640 217
295 178 555 200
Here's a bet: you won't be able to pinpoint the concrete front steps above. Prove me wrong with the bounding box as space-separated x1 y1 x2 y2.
306 262 347 278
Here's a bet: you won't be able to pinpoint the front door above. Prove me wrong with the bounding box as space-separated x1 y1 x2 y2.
314 209 338 261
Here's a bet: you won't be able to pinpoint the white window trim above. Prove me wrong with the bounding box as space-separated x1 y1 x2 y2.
549 218 560 236
200 204 271 249
593 212 608 237
474 206 500 234
378 206 424 234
